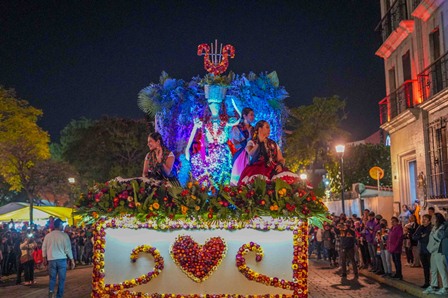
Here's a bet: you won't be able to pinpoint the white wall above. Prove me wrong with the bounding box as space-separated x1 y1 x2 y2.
324 195 395 221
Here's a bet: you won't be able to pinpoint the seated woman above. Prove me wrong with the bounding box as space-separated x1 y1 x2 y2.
238 120 299 185
230 107 255 185
142 132 176 181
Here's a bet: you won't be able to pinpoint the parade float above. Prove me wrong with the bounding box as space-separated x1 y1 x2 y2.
76 41 329 298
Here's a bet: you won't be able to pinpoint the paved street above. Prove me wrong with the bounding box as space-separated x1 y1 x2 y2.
308 259 414 297
0 261 415 297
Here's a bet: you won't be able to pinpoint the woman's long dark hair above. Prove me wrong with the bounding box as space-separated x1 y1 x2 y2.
252 120 267 143
434 212 446 229
251 120 270 164
149 132 164 147
239 107 254 124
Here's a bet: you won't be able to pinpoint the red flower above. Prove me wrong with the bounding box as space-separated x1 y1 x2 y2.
286 203 296 212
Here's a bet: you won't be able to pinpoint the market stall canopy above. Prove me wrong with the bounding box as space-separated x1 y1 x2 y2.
0 203 80 225
0 202 29 215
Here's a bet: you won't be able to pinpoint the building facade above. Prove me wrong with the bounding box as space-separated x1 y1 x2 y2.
378 0 448 210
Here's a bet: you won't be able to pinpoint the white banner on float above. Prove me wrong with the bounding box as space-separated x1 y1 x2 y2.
103 228 294 295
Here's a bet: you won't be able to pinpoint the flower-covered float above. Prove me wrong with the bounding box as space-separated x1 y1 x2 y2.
76 41 330 298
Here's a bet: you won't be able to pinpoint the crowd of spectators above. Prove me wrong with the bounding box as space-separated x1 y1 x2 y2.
308 204 448 295
0 217 93 285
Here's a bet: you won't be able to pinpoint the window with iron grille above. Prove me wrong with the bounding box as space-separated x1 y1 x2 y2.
428 117 448 197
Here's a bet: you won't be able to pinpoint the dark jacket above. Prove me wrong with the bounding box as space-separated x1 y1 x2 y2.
335 227 356 249
412 223 433 254
406 222 419 246
323 229 336 249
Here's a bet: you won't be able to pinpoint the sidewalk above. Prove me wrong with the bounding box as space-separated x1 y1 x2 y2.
358 256 439 298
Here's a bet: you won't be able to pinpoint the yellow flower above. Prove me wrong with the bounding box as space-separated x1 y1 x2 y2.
135 202 141 207
187 182 193 189
195 205 200 211
191 195 197 200
152 202 160 210
181 205 188 214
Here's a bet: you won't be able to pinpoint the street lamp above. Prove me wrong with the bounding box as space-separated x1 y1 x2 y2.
300 173 308 181
68 177 76 207
335 144 346 214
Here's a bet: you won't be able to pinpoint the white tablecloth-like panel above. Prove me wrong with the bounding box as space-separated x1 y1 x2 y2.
103 228 294 295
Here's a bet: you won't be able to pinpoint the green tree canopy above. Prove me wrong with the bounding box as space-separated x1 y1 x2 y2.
0 87 50 221
285 96 349 182
29 159 79 206
56 117 149 184
327 143 391 195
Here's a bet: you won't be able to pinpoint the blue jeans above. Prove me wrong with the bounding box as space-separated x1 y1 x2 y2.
49 259 67 298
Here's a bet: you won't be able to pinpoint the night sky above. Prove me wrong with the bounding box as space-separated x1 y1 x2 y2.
0 1 384 142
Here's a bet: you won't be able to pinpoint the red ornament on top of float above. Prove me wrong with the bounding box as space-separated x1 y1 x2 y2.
198 39 235 75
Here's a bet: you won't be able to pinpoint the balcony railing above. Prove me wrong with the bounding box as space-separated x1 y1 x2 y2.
376 0 411 43
379 80 416 125
418 51 448 102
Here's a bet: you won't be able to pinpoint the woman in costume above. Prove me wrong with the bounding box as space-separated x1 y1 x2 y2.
142 132 176 181
238 120 299 185
230 107 254 185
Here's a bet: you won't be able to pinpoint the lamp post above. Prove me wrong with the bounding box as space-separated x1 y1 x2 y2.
68 177 76 206
335 144 346 214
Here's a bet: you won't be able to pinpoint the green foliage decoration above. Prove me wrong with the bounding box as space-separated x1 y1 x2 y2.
75 178 330 228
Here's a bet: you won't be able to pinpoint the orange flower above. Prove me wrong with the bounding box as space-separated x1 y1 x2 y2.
152 202 160 210
187 182 193 189
92 212 99 219
181 205 188 215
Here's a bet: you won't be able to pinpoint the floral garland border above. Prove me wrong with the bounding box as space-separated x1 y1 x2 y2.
91 216 309 298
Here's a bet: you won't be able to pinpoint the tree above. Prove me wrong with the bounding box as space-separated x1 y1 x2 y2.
29 159 79 206
0 176 24 207
0 87 50 222
57 117 149 183
328 143 391 194
285 96 349 185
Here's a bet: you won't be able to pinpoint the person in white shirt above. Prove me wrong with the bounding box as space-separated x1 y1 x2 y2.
42 218 75 298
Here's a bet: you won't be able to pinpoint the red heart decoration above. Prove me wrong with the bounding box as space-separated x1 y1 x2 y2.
170 235 227 282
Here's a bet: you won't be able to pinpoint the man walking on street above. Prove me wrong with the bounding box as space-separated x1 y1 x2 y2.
42 219 75 298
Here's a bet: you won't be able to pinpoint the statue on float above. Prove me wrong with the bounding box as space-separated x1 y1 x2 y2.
184 82 240 185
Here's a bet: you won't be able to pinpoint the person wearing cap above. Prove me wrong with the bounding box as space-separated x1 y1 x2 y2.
42 218 75 298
